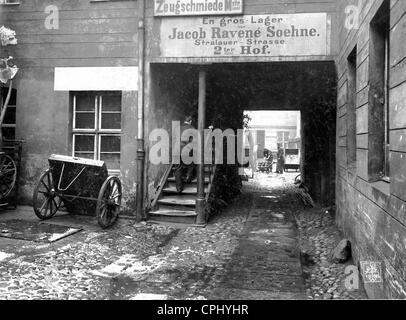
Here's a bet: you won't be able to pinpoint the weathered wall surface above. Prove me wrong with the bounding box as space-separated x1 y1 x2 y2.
145 64 199 211
1 0 139 210
336 0 406 298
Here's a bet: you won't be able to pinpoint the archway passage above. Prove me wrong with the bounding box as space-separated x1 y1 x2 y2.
204 62 337 205
147 61 337 223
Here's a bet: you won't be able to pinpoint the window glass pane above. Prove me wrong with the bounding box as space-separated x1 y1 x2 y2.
100 135 121 153
3 106 16 125
74 135 95 152
1 88 17 106
100 153 120 170
75 113 95 129
75 95 95 112
74 152 95 160
102 94 121 112
1 127 15 140
101 113 121 130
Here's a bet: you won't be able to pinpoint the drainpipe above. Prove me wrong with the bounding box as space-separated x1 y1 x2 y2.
136 0 146 221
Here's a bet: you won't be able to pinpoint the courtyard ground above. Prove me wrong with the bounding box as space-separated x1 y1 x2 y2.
0 172 367 300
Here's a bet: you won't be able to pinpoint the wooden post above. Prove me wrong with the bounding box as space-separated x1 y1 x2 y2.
196 67 207 225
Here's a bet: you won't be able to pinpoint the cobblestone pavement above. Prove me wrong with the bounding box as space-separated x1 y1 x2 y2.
0 173 367 300
0 200 248 300
293 204 368 300
210 174 305 299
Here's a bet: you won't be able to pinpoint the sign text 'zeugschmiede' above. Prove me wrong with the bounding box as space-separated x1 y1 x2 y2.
154 0 243 16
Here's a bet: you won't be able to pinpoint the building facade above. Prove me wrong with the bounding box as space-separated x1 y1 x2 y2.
1 0 140 214
1 0 406 298
336 0 406 299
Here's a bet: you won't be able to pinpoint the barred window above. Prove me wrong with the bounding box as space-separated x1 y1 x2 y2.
0 0 20 4
72 92 121 173
347 46 357 169
0 87 17 140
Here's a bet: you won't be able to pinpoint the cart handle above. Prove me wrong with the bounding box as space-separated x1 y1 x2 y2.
57 163 87 192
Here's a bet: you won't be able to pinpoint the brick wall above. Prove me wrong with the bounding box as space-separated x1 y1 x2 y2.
336 0 406 298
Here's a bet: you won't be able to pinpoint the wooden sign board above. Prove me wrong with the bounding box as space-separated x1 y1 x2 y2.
160 13 329 58
154 0 243 17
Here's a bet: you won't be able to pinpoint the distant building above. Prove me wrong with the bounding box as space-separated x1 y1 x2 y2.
245 111 301 154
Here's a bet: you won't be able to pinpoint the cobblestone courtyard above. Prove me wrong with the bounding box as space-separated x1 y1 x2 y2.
0 173 367 300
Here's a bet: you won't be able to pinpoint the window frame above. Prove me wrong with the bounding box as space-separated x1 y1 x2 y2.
383 27 390 181
368 0 391 182
71 91 122 174
347 45 357 171
0 0 20 5
0 87 17 140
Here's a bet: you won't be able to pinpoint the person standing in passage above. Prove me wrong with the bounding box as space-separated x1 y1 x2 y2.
174 115 196 193
276 147 285 174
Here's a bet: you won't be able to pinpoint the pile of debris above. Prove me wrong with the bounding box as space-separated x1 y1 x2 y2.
294 205 368 300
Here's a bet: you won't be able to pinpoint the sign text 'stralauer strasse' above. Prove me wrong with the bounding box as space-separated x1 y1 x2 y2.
154 0 243 16
160 13 329 58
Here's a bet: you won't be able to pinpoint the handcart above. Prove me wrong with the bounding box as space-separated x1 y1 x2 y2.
0 139 23 209
257 159 273 173
33 154 122 229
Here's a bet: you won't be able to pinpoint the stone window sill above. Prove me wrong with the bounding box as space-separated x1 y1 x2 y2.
370 180 390 196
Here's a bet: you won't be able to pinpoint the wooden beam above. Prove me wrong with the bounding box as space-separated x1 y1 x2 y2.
196 67 207 225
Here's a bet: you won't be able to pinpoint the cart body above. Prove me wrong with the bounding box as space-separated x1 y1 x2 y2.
257 161 273 173
33 154 122 228
48 155 109 216
285 148 301 172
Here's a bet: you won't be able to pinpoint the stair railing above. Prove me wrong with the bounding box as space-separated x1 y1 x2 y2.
205 164 217 203
150 162 173 210
204 131 218 203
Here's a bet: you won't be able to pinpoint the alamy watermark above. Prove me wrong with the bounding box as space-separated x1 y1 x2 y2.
344 0 373 30
344 261 383 290
45 5 59 30
149 121 265 168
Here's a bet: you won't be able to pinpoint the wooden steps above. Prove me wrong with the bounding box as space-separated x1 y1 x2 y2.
163 186 208 195
148 165 215 226
157 195 196 207
148 209 197 224
167 176 210 184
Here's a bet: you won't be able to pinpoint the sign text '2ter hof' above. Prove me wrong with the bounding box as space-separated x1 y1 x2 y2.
160 13 329 58
154 0 243 16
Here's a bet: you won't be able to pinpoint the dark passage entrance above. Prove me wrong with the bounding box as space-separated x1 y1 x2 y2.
148 61 337 208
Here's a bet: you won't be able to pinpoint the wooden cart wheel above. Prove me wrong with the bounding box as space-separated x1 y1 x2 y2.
96 176 122 229
33 169 62 220
0 154 17 199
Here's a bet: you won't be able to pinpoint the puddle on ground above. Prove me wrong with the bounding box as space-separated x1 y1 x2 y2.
0 220 82 243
